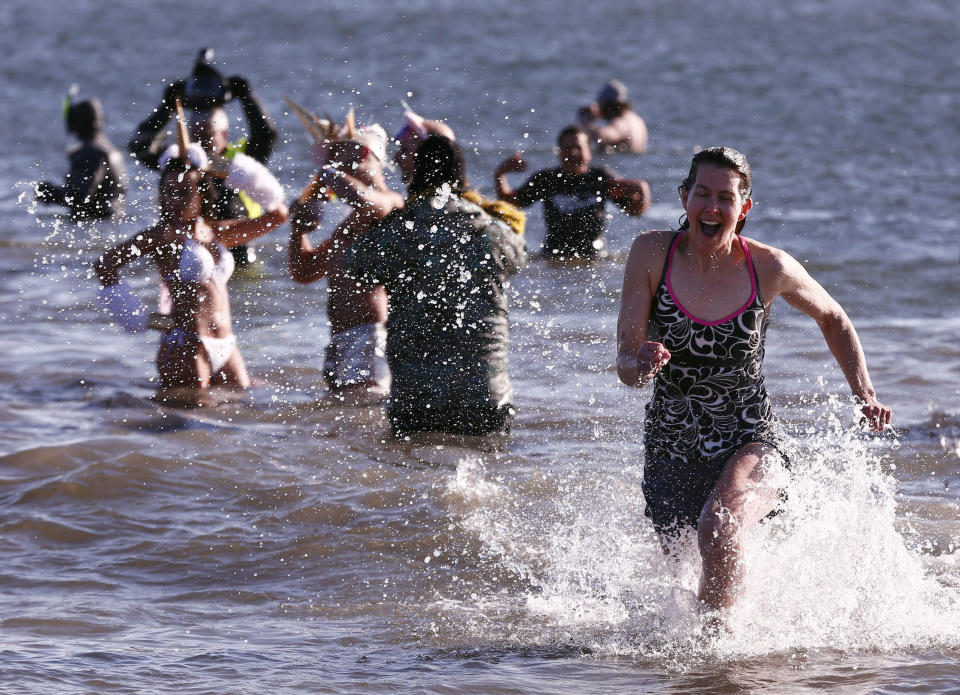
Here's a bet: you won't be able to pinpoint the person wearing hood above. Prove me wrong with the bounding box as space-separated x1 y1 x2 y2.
37 97 127 220
578 79 648 154
127 49 278 267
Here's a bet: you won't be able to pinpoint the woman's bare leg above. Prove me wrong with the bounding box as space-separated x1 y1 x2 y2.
697 442 786 611
217 349 250 389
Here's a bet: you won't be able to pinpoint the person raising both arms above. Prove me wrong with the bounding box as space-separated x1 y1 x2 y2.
288 123 404 398
495 125 649 261
93 144 287 404
616 146 891 615
128 48 278 268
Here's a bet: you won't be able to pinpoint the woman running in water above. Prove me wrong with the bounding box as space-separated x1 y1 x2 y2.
93 146 287 403
617 147 891 613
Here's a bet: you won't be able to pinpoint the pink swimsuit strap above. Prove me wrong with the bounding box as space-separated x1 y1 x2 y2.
664 232 758 326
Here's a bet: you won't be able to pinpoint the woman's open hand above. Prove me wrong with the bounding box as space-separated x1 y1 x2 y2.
857 394 892 433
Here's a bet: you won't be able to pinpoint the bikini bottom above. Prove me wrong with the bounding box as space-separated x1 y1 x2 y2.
200 334 237 374
161 329 237 375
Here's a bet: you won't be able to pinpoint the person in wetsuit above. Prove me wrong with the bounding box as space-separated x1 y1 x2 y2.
616 146 891 614
127 49 277 267
495 125 649 260
37 98 127 220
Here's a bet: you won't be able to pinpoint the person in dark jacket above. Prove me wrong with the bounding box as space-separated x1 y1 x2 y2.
127 49 277 267
37 98 127 221
344 135 527 437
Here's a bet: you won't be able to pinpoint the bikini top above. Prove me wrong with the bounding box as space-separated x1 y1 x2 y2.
167 237 234 285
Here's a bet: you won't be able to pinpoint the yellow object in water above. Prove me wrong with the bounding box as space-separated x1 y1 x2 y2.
462 190 526 236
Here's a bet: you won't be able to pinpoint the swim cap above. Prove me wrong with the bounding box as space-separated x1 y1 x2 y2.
597 79 628 105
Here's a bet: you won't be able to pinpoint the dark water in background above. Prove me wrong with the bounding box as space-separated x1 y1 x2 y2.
2 0 959 692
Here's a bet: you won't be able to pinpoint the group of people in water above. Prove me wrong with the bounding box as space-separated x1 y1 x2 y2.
51 52 651 433
39 51 893 618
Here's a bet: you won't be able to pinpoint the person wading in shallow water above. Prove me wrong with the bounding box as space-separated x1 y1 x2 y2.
616 146 891 616
93 143 287 405
577 78 648 154
344 135 527 437
495 124 649 261
128 48 278 269
288 123 403 399
36 96 127 221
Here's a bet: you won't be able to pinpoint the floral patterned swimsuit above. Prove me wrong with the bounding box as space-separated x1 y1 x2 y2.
643 231 784 532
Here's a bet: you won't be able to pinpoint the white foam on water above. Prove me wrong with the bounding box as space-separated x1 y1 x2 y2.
436 400 960 664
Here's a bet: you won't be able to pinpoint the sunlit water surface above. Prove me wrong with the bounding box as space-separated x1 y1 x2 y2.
2 0 958 692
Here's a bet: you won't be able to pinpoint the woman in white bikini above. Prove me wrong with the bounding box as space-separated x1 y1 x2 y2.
93 145 287 400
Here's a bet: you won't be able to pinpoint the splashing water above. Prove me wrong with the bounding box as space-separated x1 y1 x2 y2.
433 399 959 666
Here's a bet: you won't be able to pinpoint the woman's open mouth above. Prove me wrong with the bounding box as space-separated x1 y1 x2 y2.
700 221 721 237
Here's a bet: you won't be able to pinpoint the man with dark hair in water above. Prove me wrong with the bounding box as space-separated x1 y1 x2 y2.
127 49 278 267
495 124 649 260
37 97 127 221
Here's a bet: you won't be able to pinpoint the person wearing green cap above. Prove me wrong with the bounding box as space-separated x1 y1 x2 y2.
37 97 127 220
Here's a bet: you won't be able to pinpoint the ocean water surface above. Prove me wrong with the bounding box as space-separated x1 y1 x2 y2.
2 0 958 692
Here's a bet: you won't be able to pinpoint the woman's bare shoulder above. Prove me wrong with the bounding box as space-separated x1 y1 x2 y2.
741 236 800 275
627 229 674 267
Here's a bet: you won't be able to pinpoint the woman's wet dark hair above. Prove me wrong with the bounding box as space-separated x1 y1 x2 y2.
679 146 753 232
410 134 467 195
159 158 214 214
681 146 752 198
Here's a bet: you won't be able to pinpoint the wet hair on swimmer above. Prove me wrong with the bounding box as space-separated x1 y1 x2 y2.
681 146 753 199
556 124 589 147
410 134 467 194
679 146 753 232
